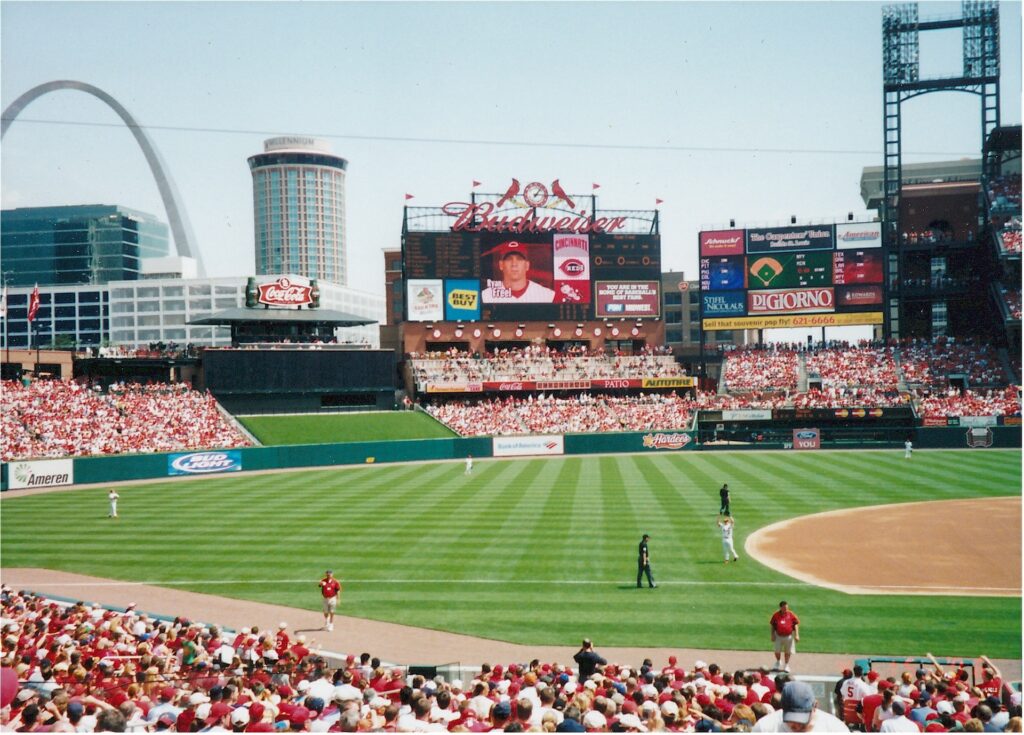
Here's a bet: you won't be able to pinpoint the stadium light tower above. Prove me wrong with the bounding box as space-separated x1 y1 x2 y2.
880 1 1000 340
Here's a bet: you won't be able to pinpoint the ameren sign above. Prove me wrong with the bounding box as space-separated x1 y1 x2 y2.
8 459 74 489
703 312 884 331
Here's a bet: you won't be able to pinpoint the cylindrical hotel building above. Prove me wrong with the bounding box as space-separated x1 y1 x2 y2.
248 137 347 284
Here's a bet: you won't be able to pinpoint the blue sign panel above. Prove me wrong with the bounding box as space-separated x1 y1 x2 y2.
702 291 746 317
168 451 242 476
444 279 481 321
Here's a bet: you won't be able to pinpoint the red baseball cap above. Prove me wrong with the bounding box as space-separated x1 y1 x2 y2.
205 702 231 725
483 241 530 259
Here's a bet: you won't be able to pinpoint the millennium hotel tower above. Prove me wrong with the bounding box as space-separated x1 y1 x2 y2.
248 137 348 285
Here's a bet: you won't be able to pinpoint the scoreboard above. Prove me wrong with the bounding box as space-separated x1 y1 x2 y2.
698 222 885 330
404 230 662 322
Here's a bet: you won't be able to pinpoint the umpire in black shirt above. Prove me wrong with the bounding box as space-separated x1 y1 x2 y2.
637 533 656 588
573 639 607 680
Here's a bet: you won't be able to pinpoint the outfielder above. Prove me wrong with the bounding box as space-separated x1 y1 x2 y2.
904 439 913 459
465 454 473 474
108 489 120 518
718 514 738 563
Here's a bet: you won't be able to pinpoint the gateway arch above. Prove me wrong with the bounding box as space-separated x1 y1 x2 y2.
2 80 205 275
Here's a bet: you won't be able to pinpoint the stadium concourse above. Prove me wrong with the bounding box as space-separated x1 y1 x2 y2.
1 574 1021 733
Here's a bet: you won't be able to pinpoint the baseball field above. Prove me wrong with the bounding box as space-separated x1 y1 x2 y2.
1 441 1020 660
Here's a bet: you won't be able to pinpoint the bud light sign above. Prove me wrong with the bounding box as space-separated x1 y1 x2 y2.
168 451 242 475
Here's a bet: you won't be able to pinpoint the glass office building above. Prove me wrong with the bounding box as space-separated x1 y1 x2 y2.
1 205 170 287
249 137 348 285
1 275 383 350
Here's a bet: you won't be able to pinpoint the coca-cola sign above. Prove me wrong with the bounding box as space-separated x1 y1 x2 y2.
257 277 313 307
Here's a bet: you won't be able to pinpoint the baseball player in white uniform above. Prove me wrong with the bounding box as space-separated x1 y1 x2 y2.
108 489 120 518
718 515 738 563
465 454 473 474
904 439 913 459
481 241 555 303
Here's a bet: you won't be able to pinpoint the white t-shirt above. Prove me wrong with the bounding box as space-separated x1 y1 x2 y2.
880 715 922 732
751 708 849 732
719 521 735 542
482 279 555 303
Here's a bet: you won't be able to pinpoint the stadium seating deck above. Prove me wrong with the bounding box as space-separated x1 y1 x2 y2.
2 589 1018 733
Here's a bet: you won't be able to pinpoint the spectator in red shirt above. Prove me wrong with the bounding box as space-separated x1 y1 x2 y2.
769 601 800 673
317 571 341 632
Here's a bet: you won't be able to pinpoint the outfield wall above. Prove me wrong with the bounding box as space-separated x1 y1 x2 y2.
1 426 1019 491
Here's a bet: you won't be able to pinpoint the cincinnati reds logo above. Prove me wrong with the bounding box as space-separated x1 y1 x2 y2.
559 259 586 276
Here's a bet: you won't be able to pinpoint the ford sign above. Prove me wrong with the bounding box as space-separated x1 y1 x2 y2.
168 451 242 475
795 431 817 440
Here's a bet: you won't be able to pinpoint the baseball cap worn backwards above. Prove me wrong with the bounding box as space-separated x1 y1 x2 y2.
781 681 816 724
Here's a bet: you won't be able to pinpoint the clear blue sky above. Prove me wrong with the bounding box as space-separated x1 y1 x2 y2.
2 1 1021 312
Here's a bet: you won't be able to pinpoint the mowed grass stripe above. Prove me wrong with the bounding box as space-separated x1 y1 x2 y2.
1 450 1019 657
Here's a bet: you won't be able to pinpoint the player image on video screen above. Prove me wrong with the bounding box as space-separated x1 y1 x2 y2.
481 238 556 303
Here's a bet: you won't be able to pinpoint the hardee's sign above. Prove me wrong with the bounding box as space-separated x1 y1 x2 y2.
443 202 626 235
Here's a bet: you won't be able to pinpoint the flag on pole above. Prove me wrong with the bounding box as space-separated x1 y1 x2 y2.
655 198 664 205
404 193 415 201
27 285 40 323
472 180 481 188
592 183 601 190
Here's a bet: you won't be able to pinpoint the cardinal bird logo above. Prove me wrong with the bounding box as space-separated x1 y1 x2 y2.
496 178 520 207
551 179 575 209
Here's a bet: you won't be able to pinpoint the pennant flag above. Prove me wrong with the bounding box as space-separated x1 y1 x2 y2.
404 194 415 201
27 284 40 323
472 180 481 188
592 183 601 190
655 198 664 205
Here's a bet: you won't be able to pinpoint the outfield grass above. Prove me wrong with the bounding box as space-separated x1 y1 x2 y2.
1 449 1020 658
238 411 456 445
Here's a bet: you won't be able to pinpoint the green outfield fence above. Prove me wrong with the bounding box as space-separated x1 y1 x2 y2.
1 426 1019 491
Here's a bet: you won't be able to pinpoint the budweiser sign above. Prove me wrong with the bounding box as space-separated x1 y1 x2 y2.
442 202 626 235
749 287 835 315
258 277 313 307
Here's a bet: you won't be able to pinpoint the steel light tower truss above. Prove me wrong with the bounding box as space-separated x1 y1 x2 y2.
880 1 999 340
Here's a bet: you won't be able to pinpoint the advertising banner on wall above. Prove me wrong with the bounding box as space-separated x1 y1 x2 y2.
552 233 592 306
8 459 74 489
444 280 481 321
835 222 882 249
168 451 243 476
703 311 884 331
702 291 746 317
748 287 835 315
699 229 745 256
641 432 694 450
493 435 565 457
407 279 445 321
746 226 834 253
792 428 821 450
595 281 660 317
836 285 884 308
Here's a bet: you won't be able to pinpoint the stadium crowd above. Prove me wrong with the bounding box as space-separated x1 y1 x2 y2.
2 588 1021 733
0 380 250 462
410 347 683 390
997 286 1022 321
424 393 697 436
804 346 900 389
916 386 1022 419
987 174 1021 214
720 348 798 392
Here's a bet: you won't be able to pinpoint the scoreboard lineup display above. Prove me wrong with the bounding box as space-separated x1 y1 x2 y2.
403 230 661 323
698 223 885 330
